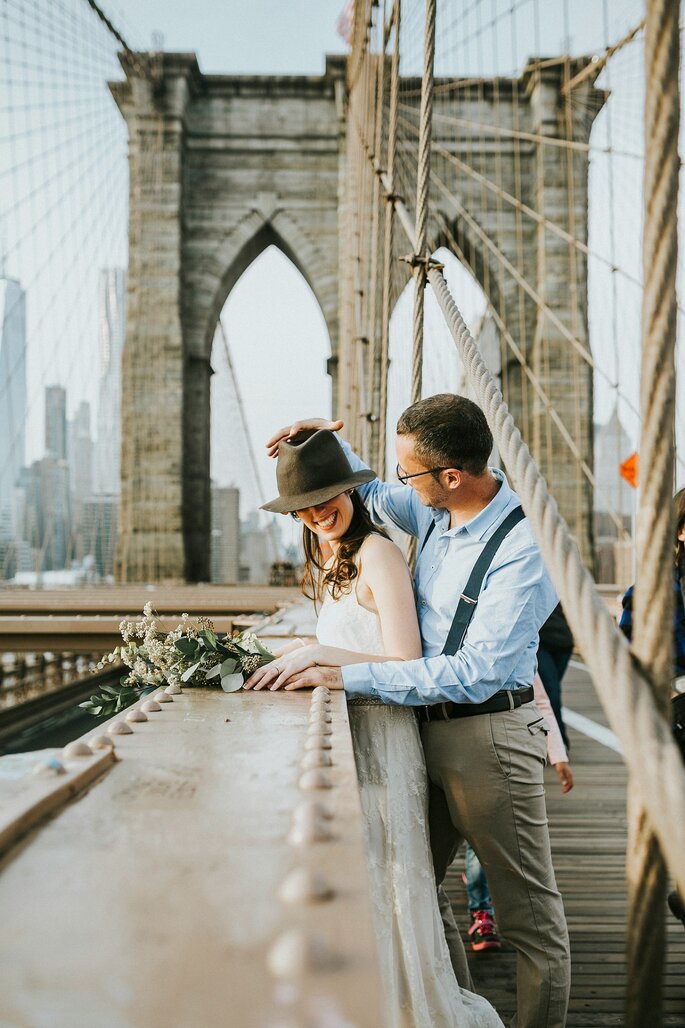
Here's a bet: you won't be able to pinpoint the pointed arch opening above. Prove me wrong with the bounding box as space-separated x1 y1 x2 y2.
208 245 332 583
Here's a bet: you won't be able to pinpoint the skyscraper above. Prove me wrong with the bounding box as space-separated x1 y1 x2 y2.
45 385 67 460
68 400 93 506
211 485 240 583
95 268 126 495
0 277 27 524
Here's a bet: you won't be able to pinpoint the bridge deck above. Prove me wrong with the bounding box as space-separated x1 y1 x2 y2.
446 662 685 1026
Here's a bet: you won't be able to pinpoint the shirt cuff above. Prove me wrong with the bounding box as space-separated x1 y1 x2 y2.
341 663 377 697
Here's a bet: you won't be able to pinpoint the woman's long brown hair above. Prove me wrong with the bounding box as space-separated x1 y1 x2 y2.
300 490 388 602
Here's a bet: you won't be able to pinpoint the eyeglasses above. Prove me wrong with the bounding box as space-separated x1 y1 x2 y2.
395 463 450 484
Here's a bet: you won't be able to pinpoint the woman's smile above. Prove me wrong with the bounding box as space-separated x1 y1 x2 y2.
314 510 339 531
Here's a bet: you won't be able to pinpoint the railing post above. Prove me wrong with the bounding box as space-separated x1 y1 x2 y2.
626 0 680 1024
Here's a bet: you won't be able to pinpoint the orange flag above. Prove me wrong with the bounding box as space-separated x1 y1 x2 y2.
619 452 638 489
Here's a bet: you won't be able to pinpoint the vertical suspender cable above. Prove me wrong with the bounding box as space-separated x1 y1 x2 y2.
406 0 436 567
626 0 680 1023
378 0 401 475
410 0 436 406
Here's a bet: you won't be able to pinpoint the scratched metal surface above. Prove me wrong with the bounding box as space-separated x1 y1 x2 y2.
0 686 385 1028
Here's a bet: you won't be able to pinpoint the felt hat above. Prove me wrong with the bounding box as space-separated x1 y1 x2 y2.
261 430 376 514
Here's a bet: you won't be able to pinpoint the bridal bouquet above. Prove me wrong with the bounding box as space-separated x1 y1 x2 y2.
80 602 275 717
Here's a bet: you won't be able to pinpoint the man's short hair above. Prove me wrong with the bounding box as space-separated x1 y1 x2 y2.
396 393 493 476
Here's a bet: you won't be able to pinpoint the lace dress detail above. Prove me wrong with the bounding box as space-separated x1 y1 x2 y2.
317 587 503 1028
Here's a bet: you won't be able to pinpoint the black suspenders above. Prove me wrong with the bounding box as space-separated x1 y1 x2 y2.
418 506 526 655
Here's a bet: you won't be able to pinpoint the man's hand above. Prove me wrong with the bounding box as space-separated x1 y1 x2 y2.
244 643 325 691
553 761 574 793
282 667 344 692
266 418 344 458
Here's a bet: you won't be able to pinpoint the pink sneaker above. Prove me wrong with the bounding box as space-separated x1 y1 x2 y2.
468 909 502 952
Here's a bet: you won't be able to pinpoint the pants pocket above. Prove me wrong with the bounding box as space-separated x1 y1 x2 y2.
526 715 549 736
489 714 512 778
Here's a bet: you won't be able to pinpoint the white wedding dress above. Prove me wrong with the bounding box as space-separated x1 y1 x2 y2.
317 584 503 1028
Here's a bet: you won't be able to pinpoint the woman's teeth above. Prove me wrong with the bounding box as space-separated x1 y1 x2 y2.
318 513 337 530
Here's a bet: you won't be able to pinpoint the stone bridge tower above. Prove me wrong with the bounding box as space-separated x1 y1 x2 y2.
111 54 345 582
112 53 601 582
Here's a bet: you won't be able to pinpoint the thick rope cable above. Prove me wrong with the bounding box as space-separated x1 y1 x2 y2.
425 267 685 899
82 0 149 79
626 0 680 1022
377 0 401 476
409 0 435 407
405 0 436 570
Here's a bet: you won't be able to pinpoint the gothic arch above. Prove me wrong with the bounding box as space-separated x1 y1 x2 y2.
195 210 338 363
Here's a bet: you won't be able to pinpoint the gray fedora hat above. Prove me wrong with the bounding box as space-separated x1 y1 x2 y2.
261 429 376 514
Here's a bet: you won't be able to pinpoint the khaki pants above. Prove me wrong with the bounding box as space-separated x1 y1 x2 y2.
421 703 571 1028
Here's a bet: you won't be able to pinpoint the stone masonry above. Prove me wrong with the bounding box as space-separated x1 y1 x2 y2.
112 53 601 581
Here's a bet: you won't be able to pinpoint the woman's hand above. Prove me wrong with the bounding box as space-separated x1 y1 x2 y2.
244 644 337 691
553 762 574 793
266 418 344 458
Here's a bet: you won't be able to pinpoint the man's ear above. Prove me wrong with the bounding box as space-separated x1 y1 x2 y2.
443 469 462 490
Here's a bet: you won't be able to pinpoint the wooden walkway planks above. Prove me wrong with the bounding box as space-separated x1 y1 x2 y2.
445 663 685 1026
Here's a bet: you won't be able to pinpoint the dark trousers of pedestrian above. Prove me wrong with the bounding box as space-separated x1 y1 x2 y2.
537 646 572 750
422 703 571 1028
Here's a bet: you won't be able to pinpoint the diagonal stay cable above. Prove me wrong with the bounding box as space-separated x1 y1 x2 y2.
432 207 631 538
216 320 283 562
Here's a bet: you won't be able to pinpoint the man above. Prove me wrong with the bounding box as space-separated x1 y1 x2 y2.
267 395 570 1028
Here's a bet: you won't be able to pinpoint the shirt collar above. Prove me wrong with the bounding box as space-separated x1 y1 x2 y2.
432 467 514 540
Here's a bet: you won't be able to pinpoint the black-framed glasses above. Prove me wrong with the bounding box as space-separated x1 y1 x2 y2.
395 463 449 484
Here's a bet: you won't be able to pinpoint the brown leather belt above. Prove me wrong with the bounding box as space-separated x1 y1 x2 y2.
418 685 534 723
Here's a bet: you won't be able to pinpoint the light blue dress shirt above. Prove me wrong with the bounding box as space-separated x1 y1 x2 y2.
339 441 558 706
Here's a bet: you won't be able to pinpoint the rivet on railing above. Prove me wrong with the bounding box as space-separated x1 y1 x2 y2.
108 720 133 735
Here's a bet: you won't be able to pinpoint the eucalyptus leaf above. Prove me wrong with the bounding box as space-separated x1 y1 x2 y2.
200 628 218 650
79 701 102 715
252 638 275 660
220 657 237 676
205 663 222 680
220 673 244 693
175 638 198 657
181 660 202 682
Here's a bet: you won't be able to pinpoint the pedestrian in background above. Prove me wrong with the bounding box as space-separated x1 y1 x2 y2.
538 603 573 751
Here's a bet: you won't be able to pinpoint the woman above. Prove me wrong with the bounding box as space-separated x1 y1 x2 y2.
246 429 502 1028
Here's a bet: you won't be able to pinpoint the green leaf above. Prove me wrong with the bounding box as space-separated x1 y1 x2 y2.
220 673 244 693
175 638 198 657
79 701 102 716
205 664 222 680
200 628 218 650
181 660 202 682
252 638 275 660
220 657 237 676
